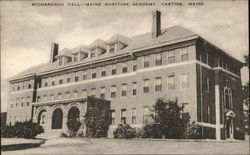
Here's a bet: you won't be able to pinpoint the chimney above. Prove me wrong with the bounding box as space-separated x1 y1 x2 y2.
152 10 161 39
50 43 59 63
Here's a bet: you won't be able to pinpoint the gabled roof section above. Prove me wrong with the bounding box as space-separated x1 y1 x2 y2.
56 48 72 57
106 33 131 45
88 39 106 50
72 44 88 54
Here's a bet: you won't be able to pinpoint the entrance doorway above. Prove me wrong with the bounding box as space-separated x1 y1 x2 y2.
52 108 63 129
68 106 80 121
226 118 234 139
38 109 47 126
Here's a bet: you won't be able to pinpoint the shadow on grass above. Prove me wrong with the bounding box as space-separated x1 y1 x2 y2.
1 139 46 151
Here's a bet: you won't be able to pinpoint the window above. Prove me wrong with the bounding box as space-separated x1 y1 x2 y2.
21 103 23 107
28 82 31 89
66 92 70 98
90 50 96 58
101 68 106 77
143 106 150 124
44 79 48 87
131 108 136 124
110 44 115 53
17 85 20 91
11 104 13 108
100 87 105 99
75 76 79 82
168 75 175 90
91 88 96 97
110 110 115 125
58 93 62 99
132 60 137 71
121 109 127 124
111 85 116 98
168 50 175 64
121 84 127 97
59 79 63 85
27 97 30 106
82 90 87 97
181 73 189 89
92 70 96 79
52 81 55 86
58 57 63 66
37 96 41 102
208 105 210 123
143 55 150 68
132 82 137 96
122 63 128 73
44 95 47 101
143 79 149 93
73 53 78 62
206 52 209 65
111 66 117 75
204 77 209 92
155 77 162 92
155 53 162 66
50 94 54 100
82 72 87 80
67 77 71 83
224 87 232 109
181 48 188 61
73 91 78 97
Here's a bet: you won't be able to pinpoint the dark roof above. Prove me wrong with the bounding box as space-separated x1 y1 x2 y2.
10 25 199 80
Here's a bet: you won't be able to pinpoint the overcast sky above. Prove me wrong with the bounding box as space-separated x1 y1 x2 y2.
1 0 249 112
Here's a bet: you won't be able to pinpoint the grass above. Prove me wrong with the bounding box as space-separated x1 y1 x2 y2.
2 136 249 154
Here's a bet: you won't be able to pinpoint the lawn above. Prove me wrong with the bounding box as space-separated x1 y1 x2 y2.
2 137 249 154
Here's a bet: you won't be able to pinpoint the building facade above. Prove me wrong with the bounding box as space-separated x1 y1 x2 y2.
6 11 245 140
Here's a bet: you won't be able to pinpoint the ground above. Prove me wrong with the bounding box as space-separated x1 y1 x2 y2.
2 137 249 154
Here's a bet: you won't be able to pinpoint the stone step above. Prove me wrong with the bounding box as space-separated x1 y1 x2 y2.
37 129 63 139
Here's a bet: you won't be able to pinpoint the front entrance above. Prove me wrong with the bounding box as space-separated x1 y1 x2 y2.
226 118 234 139
68 106 80 121
52 108 63 129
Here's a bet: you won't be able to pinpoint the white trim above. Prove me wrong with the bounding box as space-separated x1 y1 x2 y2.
10 89 34 94
196 122 223 128
213 67 240 78
215 85 221 140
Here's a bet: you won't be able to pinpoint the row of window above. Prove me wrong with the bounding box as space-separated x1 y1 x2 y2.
10 97 30 108
39 48 189 88
12 81 33 92
36 74 190 102
110 107 151 125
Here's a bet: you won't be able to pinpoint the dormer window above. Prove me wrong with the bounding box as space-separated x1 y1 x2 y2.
58 57 63 66
73 53 78 62
110 44 115 53
90 50 96 58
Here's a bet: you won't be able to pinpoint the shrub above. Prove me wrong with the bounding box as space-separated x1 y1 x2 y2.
150 98 190 139
1 125 15 138
60 132 69 138
1 121 44 138
84 101 110 138
142 123 162 138
113 124 136 138
184 121 202 139
66 119 82 137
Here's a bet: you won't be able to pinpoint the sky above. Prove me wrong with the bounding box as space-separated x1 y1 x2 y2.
1 0 249 112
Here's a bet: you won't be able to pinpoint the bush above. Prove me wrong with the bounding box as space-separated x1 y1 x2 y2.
142 123 162 138
150 98 189 139
84 101 110 138
113 124 136 138
1 120 44 139
184 121 202 139
1 125 15 138
66 119 82 137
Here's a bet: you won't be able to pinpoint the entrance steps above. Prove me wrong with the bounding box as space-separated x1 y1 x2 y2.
36 129 63 139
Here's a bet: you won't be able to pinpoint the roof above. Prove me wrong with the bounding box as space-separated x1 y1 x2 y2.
10 25 201 81
106 33 131 45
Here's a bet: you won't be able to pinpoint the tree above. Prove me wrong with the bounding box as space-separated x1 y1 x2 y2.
243 54 249 134
66 119 82 137
84 101 110 138
150 98 189 139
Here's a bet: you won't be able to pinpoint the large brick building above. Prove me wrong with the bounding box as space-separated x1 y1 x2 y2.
6 10 245 140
